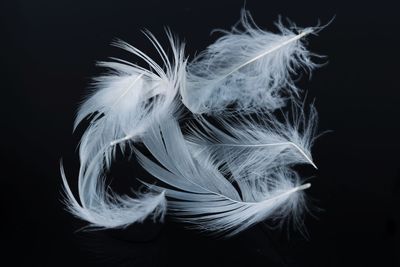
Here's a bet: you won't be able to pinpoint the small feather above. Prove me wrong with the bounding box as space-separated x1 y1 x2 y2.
181 10 317 114
62 30 186 228
186 102 318 185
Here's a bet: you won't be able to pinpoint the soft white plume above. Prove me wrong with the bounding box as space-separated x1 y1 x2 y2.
137 116 311 237
181 10 317 114
61 31 186 228
186 102 318 182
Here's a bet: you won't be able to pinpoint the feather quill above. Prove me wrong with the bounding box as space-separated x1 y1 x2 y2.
181 10 317 114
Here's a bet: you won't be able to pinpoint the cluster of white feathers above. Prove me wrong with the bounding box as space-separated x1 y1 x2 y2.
61 10 322 237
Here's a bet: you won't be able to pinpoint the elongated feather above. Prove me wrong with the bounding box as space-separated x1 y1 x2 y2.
137 116 310 237
181 10 317 114
62 31 186 228
186 102 318 184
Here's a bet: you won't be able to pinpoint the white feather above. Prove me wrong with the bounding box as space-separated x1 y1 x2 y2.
181 10 317 114
62 31 186 228
136 116 311 237
186 102 318 182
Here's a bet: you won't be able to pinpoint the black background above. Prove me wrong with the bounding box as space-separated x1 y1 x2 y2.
1 0 399 266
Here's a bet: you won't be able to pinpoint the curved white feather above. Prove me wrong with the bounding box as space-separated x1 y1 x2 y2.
181 10 317 114
137 117 310 237
186 103 318 187
62 31 186 228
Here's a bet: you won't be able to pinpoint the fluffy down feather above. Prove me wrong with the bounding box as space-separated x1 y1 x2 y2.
182 10 317 114
186 102 318 182
62 31 186 228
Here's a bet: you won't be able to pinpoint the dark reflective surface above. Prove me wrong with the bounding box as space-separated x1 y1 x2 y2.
2 0 399 266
